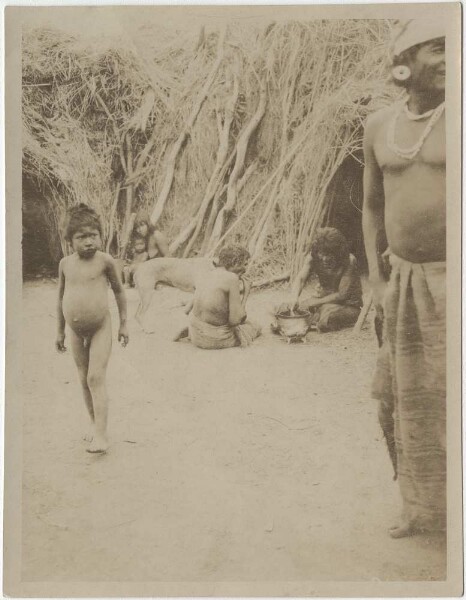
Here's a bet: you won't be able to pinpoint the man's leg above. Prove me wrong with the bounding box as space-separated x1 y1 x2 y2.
86 314 112 453
69 328 94 441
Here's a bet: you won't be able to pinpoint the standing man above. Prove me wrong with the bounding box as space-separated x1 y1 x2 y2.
363 20 446 538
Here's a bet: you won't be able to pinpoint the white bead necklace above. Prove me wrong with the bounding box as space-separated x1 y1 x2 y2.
387 99 445 160
403 101 435 121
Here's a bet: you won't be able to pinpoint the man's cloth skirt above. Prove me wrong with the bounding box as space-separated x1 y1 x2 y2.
372 254 446 532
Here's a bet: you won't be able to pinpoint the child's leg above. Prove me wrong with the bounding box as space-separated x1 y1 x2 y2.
69 329 94 439
86 313 112 453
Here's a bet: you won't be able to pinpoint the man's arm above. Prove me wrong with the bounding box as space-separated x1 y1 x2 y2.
56 259 66 352
362 113 387 308
152 230 171 257
228 275 247 326
106 255 129 346
290 257 312 309
305 259 358 308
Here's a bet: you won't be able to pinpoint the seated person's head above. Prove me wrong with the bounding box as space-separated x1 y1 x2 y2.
132 236 147 255
134 216 152 239
217 245 250 276
65 204 102 257
310 227 349 270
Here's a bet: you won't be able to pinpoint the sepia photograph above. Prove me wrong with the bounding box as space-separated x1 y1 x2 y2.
4 4 462 597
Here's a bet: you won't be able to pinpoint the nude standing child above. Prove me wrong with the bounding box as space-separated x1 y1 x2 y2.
56 204 129 454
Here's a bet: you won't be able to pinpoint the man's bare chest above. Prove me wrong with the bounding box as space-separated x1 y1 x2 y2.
374 115 445 174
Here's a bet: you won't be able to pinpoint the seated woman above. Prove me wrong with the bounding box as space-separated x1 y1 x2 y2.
132 216 170 259
289 227 363 332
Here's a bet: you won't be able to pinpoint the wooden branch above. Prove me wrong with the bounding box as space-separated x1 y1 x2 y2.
200 158 255 253
209 119 319 256
149 27 226 228
248 61 299 262
248 177 281 260
134 122 159 176
181 68 240 258
252 272 290 289
118 213 136 260
200 182 229 253
353 291 373 334
91 88 127 175
106 181 121 253
169 152 235 255
124 133 134 228
207 75 267 252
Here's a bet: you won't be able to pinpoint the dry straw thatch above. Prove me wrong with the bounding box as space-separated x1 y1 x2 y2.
22 19 396 278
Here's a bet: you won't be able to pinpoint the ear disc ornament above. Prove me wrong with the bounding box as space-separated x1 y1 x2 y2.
392 65 411 81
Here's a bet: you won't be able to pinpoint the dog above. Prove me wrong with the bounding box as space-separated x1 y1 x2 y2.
134 257 216 333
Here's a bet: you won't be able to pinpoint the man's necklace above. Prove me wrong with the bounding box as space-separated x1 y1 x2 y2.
402 97 437 121
387 99 445 160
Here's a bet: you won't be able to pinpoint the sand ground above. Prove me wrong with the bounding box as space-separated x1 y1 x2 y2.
20 280 446 583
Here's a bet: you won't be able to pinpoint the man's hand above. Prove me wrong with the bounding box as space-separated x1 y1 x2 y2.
370 278 387 317
118 324 129 347
56 333 66 353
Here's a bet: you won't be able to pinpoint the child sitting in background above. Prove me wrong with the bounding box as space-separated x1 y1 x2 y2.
123 236 148 287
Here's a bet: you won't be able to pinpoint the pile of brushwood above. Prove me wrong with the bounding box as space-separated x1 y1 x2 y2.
23 19 396 282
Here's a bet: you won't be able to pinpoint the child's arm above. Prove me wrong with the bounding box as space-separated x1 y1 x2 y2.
105 255 129 347
290 257 312 309
56 259 66 352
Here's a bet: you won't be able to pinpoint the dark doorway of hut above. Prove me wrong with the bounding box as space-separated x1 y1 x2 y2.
325 149 367 274
22 175 57 280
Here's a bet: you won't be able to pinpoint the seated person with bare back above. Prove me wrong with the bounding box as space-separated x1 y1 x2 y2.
177 245 261 349
123 236 148 287
289 227 362 332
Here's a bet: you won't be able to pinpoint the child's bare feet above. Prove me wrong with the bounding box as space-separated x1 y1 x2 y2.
86 435 109 454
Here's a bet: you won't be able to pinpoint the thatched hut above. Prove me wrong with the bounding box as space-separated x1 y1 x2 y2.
22 19 396 279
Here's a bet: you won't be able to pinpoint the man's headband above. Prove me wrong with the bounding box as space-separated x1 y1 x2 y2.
391 19 446 57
